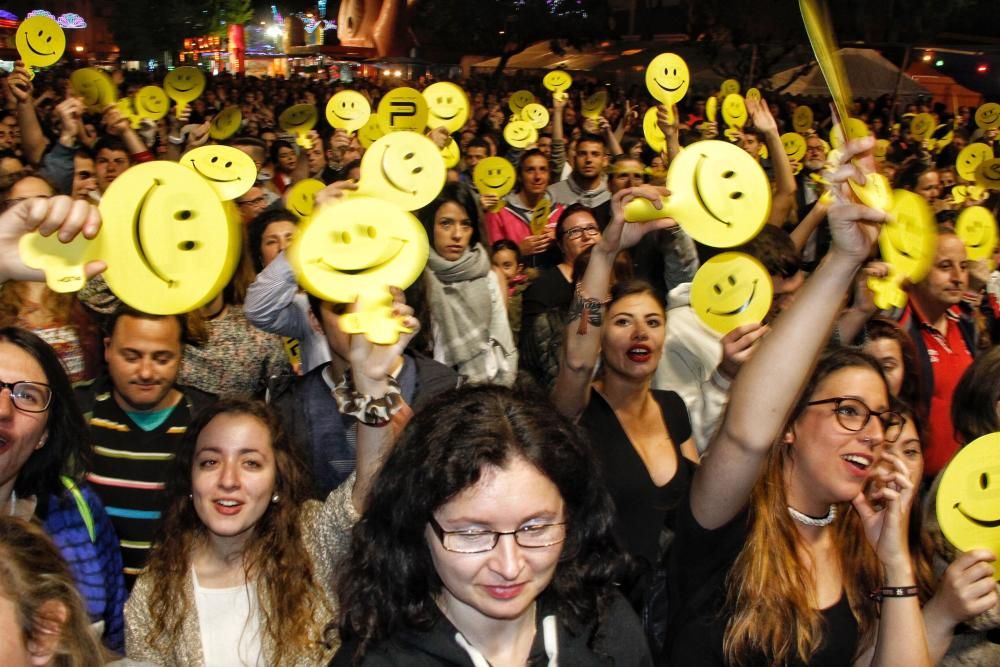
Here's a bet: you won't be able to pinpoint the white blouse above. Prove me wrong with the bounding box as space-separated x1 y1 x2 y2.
192 569 265 667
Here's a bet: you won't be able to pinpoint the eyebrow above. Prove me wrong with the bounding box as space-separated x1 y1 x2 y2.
196 447 267 456
442 510 561 526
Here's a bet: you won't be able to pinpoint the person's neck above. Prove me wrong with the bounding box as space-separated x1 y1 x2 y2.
595 372 651 415
199 294 227 321
909 293 950 335
783 464 838 523
441 597 537 665
113 387 182 415
572 171 600 192
519 190 543 209
0 477 15 512
193 531 252 587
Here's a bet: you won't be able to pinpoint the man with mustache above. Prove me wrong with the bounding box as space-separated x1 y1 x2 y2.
76 309 214 587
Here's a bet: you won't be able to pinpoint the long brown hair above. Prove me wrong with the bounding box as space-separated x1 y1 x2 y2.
143 399 330 663
723 349 885 665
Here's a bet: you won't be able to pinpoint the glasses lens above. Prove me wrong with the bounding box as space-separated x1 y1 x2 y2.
833 398 868 432
443 531 497 553
11 382 51 412
514 523 567 548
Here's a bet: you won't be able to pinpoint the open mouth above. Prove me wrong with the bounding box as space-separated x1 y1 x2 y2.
626 345 651 363
954 503 1000 528
841 454 872 472
188 160 240 183
707 281 758 316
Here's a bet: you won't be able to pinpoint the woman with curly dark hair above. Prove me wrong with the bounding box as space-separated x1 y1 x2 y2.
330 383 652 665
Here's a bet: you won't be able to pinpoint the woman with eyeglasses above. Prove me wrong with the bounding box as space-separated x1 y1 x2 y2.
0 326 126 653
330 382 652 665
664 137 931 665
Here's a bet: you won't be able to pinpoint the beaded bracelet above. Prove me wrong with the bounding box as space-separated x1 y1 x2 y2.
572 282 612 335
332 370 404 427
868 585 919 602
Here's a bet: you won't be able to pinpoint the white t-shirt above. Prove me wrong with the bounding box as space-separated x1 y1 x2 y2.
193 569 266 667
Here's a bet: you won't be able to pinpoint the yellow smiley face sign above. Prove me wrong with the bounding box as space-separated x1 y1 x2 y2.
163 67 206 115
646 53 690 105
356 131 446 212
508 90 535 116
956 206 998 265
15 16 66 74
624 140 771 248
284 178 326 219
209 106 243 141
643 107 667 153
975 103 1000 131
720 79 740 97
135 86 170 121
582 90 608 120
873 138 890 161
182 145 256 201
357 115 384 149
423 82 469 133
956 143 992 183
503 120 538 148
936 433 1000 579
909 113 935 140
520 103 550 130
279 103 318 135
473 157 516 199
721 94 747 128
326 90 371 133
377 87 428 133
287 196 429 344
441 139 461 168
690 252 773 335
745 87 761 104
70 68 117 112
868 189 937 309
976 158 1000 191
543 70 573 94
829 117 870 149
793 105 814 134
780 132 807 162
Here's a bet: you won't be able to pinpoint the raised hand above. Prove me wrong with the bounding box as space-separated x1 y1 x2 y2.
824 136 885 262
600 185 677 255
348 289 420 395
853 452 916 572
0 197 104 284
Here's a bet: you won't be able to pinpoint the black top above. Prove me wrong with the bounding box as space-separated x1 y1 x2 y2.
665 495 859 666
580 390 693 567
520 266 573 323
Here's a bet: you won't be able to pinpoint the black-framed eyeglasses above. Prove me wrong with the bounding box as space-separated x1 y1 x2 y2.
564 224 600 241
236 195 267 208
428 515 567 554
0 381 53 413
806 397 905 443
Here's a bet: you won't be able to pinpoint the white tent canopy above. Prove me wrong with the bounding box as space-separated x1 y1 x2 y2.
769 48 929 100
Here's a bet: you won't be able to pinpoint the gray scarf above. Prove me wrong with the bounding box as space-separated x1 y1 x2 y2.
424 245 493 369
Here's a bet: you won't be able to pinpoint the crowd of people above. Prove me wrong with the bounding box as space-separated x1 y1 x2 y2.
0 53 998 666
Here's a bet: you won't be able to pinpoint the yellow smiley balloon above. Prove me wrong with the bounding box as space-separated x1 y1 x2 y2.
976 159 1000 191
326 90 371 133
643 107 667 153
781 132 807 162
209 106 243 141
357 115 384 149
873 138 890 161
377 87 429 133
503 120 538 149
705 96 718 123
508 90 535 115
624 140 772 248
356 131 446 212
793 105 814 134
721 94 747 128
690 252 773 334
957 143 993 183
101 161 240 313
287 196 429 344
284 178 326 219
19 232 96 293
520 103 550 130
279 103 318 135
868 189 937 309
646 53 690 105
163 67 206 116
720 79 740 97
530 199 552 237
70 68 117 112
909 113 935 140
15 17 66 74
441 139 461 168
582 90 608 120
543 70 573 93
135 86 170 121
745 87 761 104
473 157 516 199
829 117 870 149
975 103 1000 131
956 206 998 265
423 82 469 133
936 433 1000 580
182 145 256 201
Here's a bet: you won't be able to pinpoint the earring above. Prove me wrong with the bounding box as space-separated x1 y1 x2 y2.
271 493 279 504
188 493 193 500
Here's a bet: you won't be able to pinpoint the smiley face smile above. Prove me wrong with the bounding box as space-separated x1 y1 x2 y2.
706 280 758 316
954 502 1000 528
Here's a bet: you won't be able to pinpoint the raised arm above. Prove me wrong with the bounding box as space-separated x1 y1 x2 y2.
551 186 675 419
748 98 797 226
8 63 47 165
692 136 884 530
789 200 829 253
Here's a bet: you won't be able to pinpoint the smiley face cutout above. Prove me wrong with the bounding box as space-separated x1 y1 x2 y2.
975 103 1000 131
473 157 516 199
781 133 807 162
357 115 384 148
356 131 446 212
745 87 761 104
163 67 206 110
721 94 747 128
936 433 1000 579
279 103 318 135
957 143 992 183
543 70 573 94
15 16 66 72
582 90 608 120
643 107 667 153
646 53 690 105
624 140 771 249
909 112 935 140
956 207 998 264
441 139 461 168
508 90 535 116
183 145 256 201
691 252 772 334
520 103 550 130
135 86 170 121
829 117 871 149
70 68 117 112
705 96 718 123
976 159 1000 191
284 178 326 219
871 189 937 305
377 87 429 133
503 120 538 149
423 82 469 133
209 106 242 141
326 90 371 133
99 161 241 314
793 105 814 134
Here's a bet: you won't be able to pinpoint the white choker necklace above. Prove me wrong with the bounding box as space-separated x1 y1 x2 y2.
788 504 837 527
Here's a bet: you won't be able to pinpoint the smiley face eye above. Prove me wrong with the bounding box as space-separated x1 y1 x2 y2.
211 156 218 163
225 161 232 168
175 210 193 221
178 240 198 251
728 275 736 286
981 472 989 489
713 284 722 294
341 231 351 243
362 225 377 239
730 192 743 199
722 170 735 179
